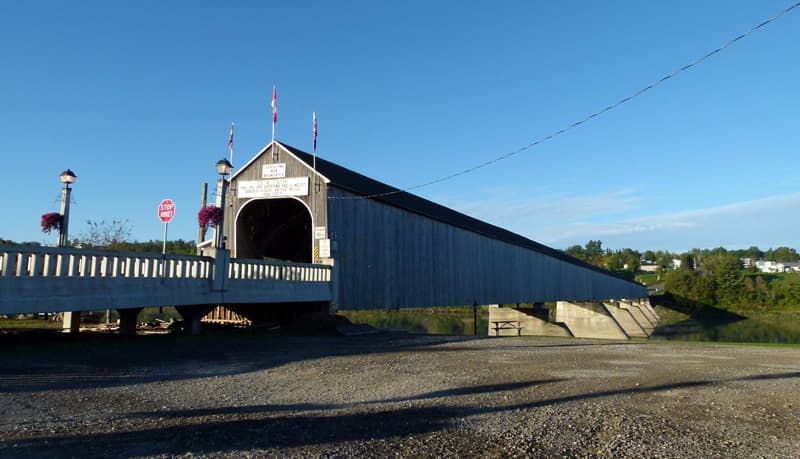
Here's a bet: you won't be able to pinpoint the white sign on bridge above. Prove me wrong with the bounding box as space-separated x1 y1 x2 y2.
238 177 309 198
262 163 286 178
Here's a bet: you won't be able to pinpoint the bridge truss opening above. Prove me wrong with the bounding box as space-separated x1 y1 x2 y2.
234 198 313 263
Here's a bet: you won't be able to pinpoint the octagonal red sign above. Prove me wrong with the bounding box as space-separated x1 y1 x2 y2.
158 199 176 223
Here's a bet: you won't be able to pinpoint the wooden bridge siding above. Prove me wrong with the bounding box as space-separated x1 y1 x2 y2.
221 278 332 304
328 187 646 310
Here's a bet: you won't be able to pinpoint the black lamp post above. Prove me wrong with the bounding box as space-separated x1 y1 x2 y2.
58 169 76 247
214 159 232 249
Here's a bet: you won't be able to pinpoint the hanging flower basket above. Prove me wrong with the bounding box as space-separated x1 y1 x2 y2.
198 206 223 228
41 212 64 234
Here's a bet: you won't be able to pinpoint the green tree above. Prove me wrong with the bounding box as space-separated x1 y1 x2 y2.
679 253 695 270
604 252 623 271
0 238 41 246
664 268 714 307
755 276 771 305
774 272 800 307
564 244 586 262
742 246 763 261
701 254 743 306
656 251 674 269
765 247 800 262
564 240 605 267
620 248 641 271
584 240 604 265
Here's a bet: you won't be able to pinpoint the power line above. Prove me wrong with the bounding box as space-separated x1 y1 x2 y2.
329 1 800 200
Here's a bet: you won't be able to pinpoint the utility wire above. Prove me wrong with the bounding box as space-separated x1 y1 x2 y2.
329 1 800 200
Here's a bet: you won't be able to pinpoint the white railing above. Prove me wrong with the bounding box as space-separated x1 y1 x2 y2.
228 258 331 282
0 245 333 315
0 245 213 280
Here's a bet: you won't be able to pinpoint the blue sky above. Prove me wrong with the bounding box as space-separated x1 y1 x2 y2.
2 1 799 253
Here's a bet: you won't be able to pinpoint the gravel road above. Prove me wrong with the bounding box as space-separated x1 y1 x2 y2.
1 332 798 458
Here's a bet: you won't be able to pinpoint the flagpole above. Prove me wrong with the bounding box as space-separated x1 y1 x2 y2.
311 112 316 258
312 112 317 178
228 122 235 176
271 85 277 161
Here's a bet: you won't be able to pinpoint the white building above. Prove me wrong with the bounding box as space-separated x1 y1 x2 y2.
640 263 659 273
753 260 800 273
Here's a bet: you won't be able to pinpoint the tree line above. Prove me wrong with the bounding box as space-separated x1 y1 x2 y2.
564 240 800 309
2 219 197 255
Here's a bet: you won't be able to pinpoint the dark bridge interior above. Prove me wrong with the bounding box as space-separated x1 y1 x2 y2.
235 198 312 263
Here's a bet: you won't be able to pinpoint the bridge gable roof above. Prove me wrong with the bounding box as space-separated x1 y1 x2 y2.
270 141 635 284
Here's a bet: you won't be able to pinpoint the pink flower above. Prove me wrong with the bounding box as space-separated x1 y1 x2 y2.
41 212 63 234
197 206 223 228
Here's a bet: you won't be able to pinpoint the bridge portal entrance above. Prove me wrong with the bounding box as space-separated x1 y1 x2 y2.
235 198 312 263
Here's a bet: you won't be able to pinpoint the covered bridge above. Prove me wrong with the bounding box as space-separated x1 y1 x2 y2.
221 141 647 319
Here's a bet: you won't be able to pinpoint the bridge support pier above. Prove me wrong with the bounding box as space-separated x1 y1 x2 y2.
117 308 143 336
619 300 656 335
634 298 660 325
62 311 81 333
603 301 648 338
176 305 214 335
555 301 629 340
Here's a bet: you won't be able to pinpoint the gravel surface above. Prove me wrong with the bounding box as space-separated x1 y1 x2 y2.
0 332 799 458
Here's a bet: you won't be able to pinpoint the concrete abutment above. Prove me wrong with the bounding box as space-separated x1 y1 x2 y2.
487 298 657 340
603 301 648 338
487 305 572 337
555 301 629 340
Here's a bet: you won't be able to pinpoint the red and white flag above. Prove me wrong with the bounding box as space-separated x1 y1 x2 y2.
227 122 234 154
271 85 278 125
312 112 318 153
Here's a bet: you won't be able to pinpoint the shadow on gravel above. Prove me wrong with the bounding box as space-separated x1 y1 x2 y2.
4 371 799 457
382 379 567 402
0 332 713 394
494 371 800 413
0 334 642 394
130 379 568 420
132 402 345 418
1 406 467 457
0 333 487 393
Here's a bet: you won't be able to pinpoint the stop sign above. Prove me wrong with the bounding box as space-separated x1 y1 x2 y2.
158 199 176 223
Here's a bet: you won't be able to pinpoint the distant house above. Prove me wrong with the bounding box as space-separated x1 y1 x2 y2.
640 263 659 273
755 260 780 273
753 260 800 273
671 259 682 269
782 262 800 273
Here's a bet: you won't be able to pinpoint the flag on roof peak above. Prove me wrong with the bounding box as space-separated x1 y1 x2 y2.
271 85 278 125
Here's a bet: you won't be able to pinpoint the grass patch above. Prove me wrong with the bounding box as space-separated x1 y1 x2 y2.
635 272 660 286
0 318 62 330
339 306 489 336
